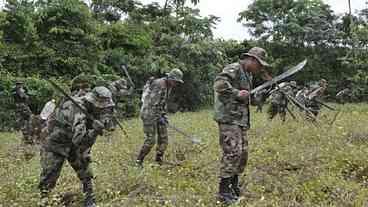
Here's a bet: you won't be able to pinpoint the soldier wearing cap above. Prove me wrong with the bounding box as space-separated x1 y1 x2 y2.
336 88 351 104
136 68 184 166
38 86 115 207
105 78 134 132
12 81 33 145
71 74 91 97
108 78 134 102
213 47 272 204
305 79 328 117
267 81 297 122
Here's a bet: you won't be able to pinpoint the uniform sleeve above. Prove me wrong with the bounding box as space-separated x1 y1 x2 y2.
113 80 134 99
116 85 132 98
214 75 240 99
71 102 88 146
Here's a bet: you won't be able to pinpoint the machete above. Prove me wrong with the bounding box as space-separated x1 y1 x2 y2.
251 59 307 95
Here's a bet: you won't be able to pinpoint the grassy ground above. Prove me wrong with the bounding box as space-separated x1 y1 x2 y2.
1 103 368 207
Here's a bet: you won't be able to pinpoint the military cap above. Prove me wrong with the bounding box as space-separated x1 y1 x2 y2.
166 68 184 83
85 86 114 108
242 47 270 67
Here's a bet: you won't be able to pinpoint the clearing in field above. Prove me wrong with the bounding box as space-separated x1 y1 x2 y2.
1 104 368 207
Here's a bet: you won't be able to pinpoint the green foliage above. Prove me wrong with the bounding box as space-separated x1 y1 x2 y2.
36 0 101 77
238 0 337 45
0 71 61 130
0 0 367 130
238 0 368 100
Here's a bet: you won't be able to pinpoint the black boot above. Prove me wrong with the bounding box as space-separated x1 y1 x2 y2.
136 146 151 167
82 179 96 207
231 175 241 198
218 177 238 205
155 153 163 165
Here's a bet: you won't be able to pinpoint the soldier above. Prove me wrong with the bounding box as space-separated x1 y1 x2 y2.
213 47 271 204
105 78 134 131
267 81 296 122
305 79 328 117
12 81 33 145
336 88 351 104
37 99 57 143
108 78 134 102
71 75 91 97
136 69 184 166
253 89 268 113
295 86 309 106
38 86 114 207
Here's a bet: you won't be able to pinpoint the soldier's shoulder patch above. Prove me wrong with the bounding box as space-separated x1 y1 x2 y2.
221 63 240 79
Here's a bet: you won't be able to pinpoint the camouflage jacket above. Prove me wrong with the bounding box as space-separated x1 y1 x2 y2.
44 95 111 156
213 63 253 128
269 84 293 106
306 86 326 104
71 88 90 98
140 78 171 124
13 87 30 104
108 78 132 101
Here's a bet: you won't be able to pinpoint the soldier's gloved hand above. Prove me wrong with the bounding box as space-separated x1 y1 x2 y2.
92 120 104 135
158 115 168 125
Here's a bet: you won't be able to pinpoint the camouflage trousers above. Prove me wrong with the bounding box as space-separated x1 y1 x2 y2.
138 120 168 159
267 103 287 121
39 147 93 192
15 103 33 144
218 123 248 178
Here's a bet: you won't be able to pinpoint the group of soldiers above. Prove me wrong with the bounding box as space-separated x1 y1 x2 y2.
12 46 345 206
13 68 184 207
263 78 329 122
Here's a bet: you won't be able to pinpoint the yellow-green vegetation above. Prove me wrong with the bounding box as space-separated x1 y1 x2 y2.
1 104 368 206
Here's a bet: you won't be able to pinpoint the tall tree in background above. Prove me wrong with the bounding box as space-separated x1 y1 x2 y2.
238 0 337 46
36 0 101 77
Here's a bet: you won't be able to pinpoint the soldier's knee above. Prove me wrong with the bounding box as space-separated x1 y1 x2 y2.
77 168 93 181
39 176 58 191
144 137 156 147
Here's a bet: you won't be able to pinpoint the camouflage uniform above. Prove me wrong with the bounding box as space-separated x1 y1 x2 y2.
71 75 91 98
214 62 252 179
37 99 57 144
106 78 133 131
108 78 133 102
214 47 270 204
136 69 184 165
254 89 267 112
336 88 351 104
305 79 328 116
295 87 309 106
39 86 114 207
267 82 295 122
12 82 33 145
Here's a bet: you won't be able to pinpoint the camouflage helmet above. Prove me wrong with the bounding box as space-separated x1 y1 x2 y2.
242 47 270 67
166 68 184 83
85 86 114 108
114 78 128 89
15 80 24 85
